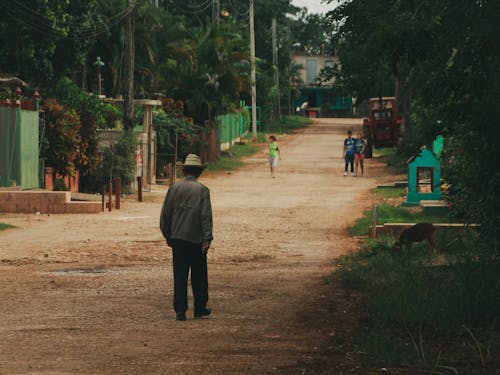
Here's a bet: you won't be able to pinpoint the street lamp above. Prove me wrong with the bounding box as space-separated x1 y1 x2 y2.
93 56 105 96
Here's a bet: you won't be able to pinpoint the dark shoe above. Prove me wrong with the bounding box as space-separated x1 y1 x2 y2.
194 308 211 318
176 312 186 321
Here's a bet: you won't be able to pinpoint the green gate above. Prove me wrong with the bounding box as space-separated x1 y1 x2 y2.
0 106 39 188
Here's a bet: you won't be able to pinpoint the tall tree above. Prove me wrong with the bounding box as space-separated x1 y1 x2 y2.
328 0 500 245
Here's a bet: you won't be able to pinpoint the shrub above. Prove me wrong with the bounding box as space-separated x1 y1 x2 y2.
336 228 500 367
53 177 68 191
43 98 82 177
102 103 123 129
0 222 15 231
351 204 450 236
97 130 137 193
48 78 108 193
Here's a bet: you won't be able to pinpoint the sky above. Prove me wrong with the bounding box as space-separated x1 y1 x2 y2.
291 0 340 14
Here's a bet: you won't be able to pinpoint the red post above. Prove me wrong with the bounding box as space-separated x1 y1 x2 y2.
137 176 143 202
115 177 121 209
101 185 105 212
108 182 113 212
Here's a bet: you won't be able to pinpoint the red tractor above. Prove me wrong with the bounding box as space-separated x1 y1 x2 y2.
362 97 403 158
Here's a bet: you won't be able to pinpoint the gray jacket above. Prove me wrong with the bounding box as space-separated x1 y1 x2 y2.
160 176 213 246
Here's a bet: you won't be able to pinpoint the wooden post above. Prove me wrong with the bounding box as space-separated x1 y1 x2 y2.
115 177 121 209
370 203 379 239
137 176 143 202
101 185 105 212
108 182 113 212
168 163 174 186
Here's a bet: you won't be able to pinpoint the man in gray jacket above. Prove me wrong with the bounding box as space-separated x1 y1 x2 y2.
160 154 213 321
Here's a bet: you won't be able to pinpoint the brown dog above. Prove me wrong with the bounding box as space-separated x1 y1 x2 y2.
392 222 436 253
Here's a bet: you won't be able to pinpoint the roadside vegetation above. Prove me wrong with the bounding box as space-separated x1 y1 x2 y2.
331 230 500 372
264 115 311 134
333 184 499 372
373 147 407 175
207 115 310 172
1 1 320 194
0 223 14 231
351 187 451 237
206 142 259 172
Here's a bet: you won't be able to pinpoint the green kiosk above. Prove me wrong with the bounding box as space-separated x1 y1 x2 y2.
404 145 442 206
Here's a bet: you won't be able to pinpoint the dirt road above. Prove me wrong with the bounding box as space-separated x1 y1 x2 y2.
0 119 390 374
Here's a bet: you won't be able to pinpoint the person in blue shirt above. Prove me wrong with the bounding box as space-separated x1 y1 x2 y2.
343 130 355 176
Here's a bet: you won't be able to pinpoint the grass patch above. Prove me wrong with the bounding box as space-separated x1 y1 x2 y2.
0 222 15 231
333 233 500 370
373 187 406 200
263 115 310 134
206 141 259 172
374 146 407 174
351 203 450 236
206 116 308 172
328 148 500 372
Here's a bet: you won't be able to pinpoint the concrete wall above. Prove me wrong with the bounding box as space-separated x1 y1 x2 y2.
292 55 337 85
0 191 101 214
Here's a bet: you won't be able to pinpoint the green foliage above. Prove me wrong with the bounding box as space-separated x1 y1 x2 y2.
372 187 406 200
43 98 83 177
102 103 123 129
97 130 137 194
264 115 311 134
360 330 418 365
0 0 313 138
0 1 69 84
351 204 449 236
373 147 408 174
49 78 104 181
53 178 68 191
0 88 16 101
335 232 500 367
329 0 500 252
0 222 15 231
153 99 204 168
206 142 259 172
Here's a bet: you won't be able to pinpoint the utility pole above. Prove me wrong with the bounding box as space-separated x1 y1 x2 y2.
272 17 280 119
250 0 257 142
123 1 135 130
287 19 292 116
213 0 220 25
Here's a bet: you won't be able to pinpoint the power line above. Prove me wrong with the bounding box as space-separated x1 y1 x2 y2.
181 1 213 15
184 0 213 10
7 1 134 40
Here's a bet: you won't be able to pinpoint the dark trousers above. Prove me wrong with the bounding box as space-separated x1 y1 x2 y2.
345 154 354 172
171 239 208 314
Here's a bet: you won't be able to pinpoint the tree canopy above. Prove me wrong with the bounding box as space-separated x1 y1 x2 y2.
326 0 500 245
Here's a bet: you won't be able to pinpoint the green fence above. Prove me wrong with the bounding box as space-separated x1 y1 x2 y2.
217 107 250 152
0 106 39 188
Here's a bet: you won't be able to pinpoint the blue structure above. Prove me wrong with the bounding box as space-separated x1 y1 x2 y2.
297 87 351 117
404 146 442 206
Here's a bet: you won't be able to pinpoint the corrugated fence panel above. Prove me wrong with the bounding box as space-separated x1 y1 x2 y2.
0 106 39 188
19 110 39 189
217 108 250 152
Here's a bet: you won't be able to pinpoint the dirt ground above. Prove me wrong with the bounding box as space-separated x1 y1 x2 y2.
0 118 395 374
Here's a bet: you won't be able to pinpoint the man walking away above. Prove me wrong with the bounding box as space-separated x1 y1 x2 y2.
160 154 213 321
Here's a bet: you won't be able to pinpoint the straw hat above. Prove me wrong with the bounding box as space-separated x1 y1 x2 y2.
178 153 206 168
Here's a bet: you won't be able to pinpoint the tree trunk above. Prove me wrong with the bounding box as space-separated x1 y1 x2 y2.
123 1 135 130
